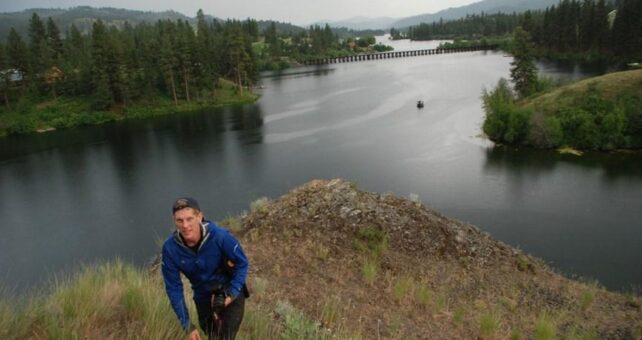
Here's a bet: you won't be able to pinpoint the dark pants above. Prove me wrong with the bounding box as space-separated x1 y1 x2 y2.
195 294 245 340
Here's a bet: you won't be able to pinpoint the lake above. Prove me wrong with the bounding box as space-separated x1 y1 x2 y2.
1 38 640 292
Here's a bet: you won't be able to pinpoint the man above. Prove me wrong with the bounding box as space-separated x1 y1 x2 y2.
162 197 249 340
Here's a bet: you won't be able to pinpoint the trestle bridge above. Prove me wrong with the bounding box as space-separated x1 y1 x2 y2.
302 45 499 65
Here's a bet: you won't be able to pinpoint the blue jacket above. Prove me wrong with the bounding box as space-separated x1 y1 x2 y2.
161 221 249 331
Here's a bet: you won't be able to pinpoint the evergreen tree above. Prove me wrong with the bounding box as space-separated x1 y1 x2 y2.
224 26 250 94
593 0 611 52
6 28 29 94
63 24 90 96
195 9 219 95
0 43 10 108
176 20 196 102
28 13 48 88
46 18 64 61
510 26 537 98
158 21 179 105
612 0 642 58
579 0 596 51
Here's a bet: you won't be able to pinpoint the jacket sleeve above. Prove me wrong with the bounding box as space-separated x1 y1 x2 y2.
161 243 191 331
220 229 249 299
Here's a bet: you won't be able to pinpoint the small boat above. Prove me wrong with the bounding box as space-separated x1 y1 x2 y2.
417 100 424 108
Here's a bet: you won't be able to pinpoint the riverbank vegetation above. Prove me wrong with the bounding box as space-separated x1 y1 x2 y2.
483 69 642 150
0 10 261 136
0 78 257 136
406 0 642 63
2 180 641 339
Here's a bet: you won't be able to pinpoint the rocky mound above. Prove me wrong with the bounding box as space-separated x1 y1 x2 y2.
233 179 641 339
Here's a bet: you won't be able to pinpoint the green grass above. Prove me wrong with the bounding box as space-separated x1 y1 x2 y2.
580 288 595 312
218 215 243 233
479 311 501 338
524 69 642 114
354 226 388 258
320 296 342 328
0 78 258 137
0 260 322 340
414 283 432 308
250 197 270 214
276 300 331 340
534 312 557 340
392 276 414 303
362 258 378 286
0 260 186 339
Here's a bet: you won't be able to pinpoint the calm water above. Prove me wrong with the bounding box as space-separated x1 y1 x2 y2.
1 41 641 292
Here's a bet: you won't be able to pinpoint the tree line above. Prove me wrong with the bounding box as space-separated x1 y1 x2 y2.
0 10 258 110
407 0 642 60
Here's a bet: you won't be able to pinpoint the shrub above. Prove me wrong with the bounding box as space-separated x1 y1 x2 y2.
482 78 531 144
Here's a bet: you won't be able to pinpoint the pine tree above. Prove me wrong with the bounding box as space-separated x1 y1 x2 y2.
195 9 219 96
0 43 11 108
63 24 90 96
6 28 29 94
510 26 537 98
224 26 250 95
28 13 48 89
158 21 179 105
612 0 642 59
91 20 114 109
579 0 596 51
176 20 196 102
46 17 64 62
594 0 611 52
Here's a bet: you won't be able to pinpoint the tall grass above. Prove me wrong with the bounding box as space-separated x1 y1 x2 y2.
0 260 186 339
534 312 557 340
0 260 288 340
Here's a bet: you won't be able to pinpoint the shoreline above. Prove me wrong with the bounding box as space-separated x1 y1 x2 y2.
0 81 259 138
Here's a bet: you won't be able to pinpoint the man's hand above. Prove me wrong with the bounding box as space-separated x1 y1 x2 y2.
224 296 233 307
188 329 202 340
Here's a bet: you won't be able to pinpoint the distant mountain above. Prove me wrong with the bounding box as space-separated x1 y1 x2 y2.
0 6 305 40
312 16 397 30
0 6 196 39
392 0 562 28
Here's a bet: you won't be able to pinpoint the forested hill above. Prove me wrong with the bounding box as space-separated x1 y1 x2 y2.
392 0 561 28
0 7 305 40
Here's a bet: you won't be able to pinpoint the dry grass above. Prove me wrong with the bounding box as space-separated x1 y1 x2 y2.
3 179 641 339
524 69 642 114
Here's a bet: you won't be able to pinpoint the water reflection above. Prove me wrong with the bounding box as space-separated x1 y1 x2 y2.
484 146 642 182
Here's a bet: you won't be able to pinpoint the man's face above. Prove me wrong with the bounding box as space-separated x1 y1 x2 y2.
174 208 203 245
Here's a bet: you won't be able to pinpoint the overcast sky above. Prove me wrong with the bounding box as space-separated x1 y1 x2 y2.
0 0 480 25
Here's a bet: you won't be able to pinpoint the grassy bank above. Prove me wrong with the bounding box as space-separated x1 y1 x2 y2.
0 260 284 339
483 69 642 150
0 79 258 137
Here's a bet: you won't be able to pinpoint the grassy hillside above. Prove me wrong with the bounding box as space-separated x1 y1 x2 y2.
2 179 641 339
483 69 642 150
525 69 642 115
